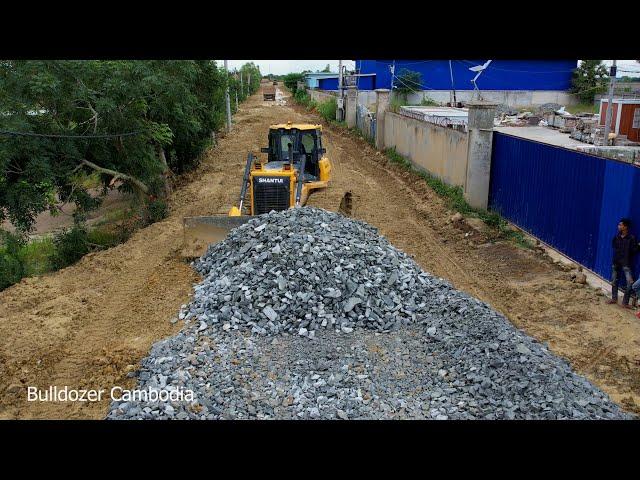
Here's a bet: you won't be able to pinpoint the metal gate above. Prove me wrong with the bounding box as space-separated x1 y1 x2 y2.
489 132 640 282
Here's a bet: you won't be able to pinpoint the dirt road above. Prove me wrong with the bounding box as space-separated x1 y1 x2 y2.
1 87 639 419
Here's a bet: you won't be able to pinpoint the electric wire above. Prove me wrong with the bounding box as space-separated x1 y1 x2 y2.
0 130 143 139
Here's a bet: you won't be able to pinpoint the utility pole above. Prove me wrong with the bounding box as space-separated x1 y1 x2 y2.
337 60 344 121
389 60 396 94
240 71 243 98
248 73 251 94
603 60 617 145
224 60 232 132
448 60 457 106
235 90 238 111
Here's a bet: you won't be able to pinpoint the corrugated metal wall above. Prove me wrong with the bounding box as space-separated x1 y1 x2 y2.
356 60 577 91
489 132 640 282
317 76 376 91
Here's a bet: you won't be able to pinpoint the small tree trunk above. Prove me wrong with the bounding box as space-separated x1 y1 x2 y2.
79 159 149 195
157 146 172 197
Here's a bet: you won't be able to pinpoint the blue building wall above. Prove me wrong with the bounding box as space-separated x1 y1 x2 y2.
317 76 376 91
489 132 640 283
317 77 338 90
305 73 339 89
356 60 577 91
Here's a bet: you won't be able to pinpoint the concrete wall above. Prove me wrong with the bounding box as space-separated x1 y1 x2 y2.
383 112 469 188
356 90 377 109
402 90 578 108
310 90 338 104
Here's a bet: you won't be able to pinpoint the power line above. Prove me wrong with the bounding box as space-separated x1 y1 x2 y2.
0 130 143 139
392 73 436 91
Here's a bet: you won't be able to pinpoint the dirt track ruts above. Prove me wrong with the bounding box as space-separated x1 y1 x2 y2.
1 86 639 419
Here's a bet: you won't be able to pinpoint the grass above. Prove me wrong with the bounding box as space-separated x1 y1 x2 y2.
384 148 533 248
389 96 404 113
0 209 138 290
419 96 439 106
316 98 337 122
17 236 56 276
565 102 599 115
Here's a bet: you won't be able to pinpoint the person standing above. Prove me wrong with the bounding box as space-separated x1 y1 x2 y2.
607 218 638 308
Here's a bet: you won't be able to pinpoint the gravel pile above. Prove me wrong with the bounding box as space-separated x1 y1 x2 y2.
107 208 630 420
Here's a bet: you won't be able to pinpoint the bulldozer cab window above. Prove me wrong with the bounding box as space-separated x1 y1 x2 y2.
300 132 315 155
268 129 320 178
279 135 295 160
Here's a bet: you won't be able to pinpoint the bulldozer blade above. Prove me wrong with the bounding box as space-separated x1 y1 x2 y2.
182 215 253 259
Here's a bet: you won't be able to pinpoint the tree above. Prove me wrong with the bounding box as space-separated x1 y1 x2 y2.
394 68 422 102
322 64 331 73
0 60 227 235
283 73 305 94
571 60 608 103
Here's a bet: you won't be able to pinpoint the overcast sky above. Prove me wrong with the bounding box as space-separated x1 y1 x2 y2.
219 60 355 75
219 60 640 77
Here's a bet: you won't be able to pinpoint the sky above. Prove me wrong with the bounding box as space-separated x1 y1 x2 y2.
600 60 640 77
219 60 355 75
219 60 640 77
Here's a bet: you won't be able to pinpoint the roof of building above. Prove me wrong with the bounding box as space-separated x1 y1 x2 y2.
304 72 339 78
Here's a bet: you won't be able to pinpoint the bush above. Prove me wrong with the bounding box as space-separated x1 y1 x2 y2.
420 96 438 106
145 198 168 224
294 89 311 106
316 98 337 122
51 225 90 270
283 73 304 94
18 237 55 276
0 231 25 289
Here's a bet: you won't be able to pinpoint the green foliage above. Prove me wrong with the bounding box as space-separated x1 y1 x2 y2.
0 230 25 289
384 148 533 248
394 68 422 99
283 73 304 94
294 89 310 104
228 62 262 110
145 198 168 224
420 96 438 106
619 76 640 82
566 102 599 114
316 99 337 122
571 60 608 103
50 225 90 269
0 60 228 234
18 236 55 276
87 226 123 248
389 96 404 113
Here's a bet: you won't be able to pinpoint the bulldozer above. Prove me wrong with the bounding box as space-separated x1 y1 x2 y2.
182 122 332 258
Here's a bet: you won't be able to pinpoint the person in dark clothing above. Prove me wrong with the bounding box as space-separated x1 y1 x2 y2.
607 218 638 308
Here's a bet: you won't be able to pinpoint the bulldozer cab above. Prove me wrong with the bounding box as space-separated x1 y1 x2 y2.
264 126 325 181
182 123 331 258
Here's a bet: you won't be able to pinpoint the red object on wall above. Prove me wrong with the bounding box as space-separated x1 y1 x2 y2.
599 99 640 142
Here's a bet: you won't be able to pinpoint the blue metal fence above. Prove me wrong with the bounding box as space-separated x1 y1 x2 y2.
489 132 640 282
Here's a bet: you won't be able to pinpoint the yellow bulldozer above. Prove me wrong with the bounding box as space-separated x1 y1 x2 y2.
182 122 332 257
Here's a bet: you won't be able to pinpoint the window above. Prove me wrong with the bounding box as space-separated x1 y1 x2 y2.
633 108 640 129
280 135 295 159
300 133 315 154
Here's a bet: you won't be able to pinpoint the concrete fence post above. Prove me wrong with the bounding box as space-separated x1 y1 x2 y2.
374 89 391 151
464 101 497 210
346 86 357 129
